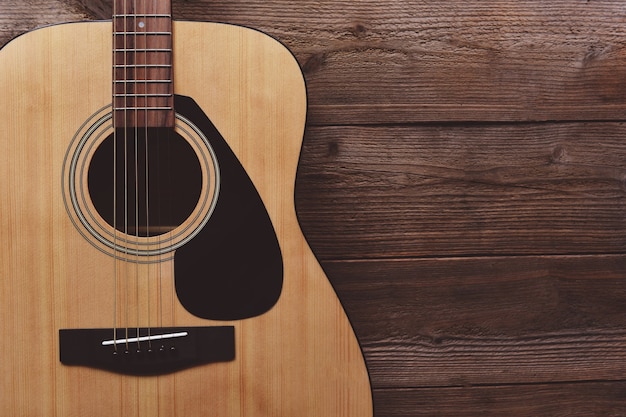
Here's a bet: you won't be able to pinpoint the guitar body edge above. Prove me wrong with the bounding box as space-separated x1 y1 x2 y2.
0 21 373 417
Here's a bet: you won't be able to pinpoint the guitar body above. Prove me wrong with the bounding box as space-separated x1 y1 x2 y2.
0 21 372 416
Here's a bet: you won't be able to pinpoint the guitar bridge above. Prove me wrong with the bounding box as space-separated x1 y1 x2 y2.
59 326 235 375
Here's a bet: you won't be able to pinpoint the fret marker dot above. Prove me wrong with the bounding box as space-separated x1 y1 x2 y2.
138 21 145 28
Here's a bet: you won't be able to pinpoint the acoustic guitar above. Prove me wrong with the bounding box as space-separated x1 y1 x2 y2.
0 1 372 415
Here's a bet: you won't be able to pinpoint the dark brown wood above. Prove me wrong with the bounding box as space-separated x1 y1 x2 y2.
112 0 174 127
325 255 626 387
374 382 626 417
169 0 626 125
297 123 626 259
3 1 626 416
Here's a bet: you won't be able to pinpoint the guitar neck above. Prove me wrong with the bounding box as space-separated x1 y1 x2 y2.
113 0 174 128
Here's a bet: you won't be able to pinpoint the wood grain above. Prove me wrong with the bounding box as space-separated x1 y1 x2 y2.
172 0 626 124
0 19 371 416
374 382 626 417
296 123 626 258
0 0 89 39
5 1 626 124
325 255 626 387
3 1 626 416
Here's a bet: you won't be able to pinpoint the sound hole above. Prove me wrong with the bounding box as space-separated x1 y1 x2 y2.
88 128 202 237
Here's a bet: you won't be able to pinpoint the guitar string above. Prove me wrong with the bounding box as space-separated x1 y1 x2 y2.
163 0 173 335
155 0 163 333
132 0 137 352
143 0 152 351
112 0 118 354
133 0 142 353
153 0 165 337
113 0 130 354
144 0 150 350
123 0 130 353
112 0 174 352
159 0 174 340
117 0 130 354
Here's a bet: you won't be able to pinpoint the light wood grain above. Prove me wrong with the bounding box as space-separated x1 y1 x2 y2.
3 1 626 416
0 20 371 416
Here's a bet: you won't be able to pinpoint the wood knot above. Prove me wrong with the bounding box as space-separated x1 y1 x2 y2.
551 145 567 163
302 52 327 74
327 141 340 158
351 22 367 38
620 173 626 192
581 44 611 67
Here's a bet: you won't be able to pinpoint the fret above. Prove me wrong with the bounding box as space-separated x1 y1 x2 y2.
114 64 172 68
112 0 174 128
115 107 173 111
112 14 172 18
114 32 172 36
114 80 172 84
114 48 172 52
114 94 172 97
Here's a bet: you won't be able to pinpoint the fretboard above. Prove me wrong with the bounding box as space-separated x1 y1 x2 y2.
113 0 174 128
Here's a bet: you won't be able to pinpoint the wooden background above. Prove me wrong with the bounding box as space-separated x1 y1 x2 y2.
2 0 626 415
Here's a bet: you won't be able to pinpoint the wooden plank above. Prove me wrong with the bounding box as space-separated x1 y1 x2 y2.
324 255 626 387
296 123 626 259
173 0 626 124
373 382 626 417
0 1 88 41
3 1 626 124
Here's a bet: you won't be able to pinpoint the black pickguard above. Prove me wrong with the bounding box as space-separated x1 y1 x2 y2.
173 95 283 320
